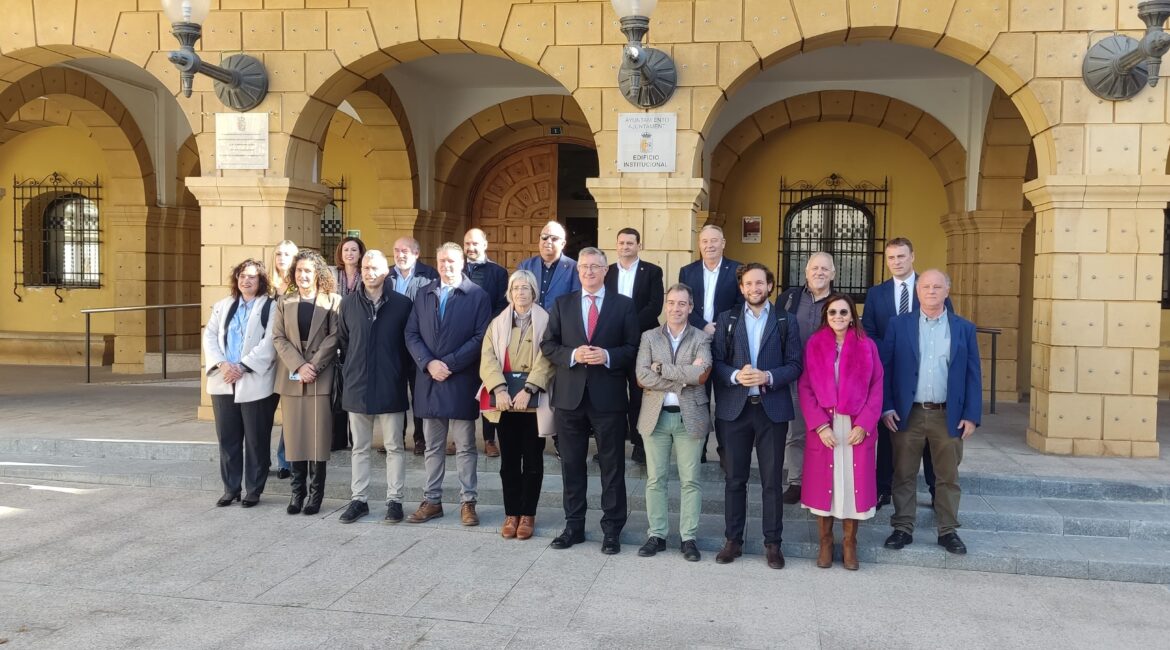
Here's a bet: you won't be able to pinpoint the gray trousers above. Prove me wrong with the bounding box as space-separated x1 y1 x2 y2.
784 384 805 487
348 412 406 504
423 418 478 503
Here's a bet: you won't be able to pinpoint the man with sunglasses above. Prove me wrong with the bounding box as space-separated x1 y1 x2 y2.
517 221 580 310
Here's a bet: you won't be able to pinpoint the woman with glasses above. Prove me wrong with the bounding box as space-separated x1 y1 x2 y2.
797 292 883 571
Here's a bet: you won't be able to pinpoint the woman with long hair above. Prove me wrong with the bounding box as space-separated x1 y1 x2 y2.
331 236 366 298
270 240 298 478
203 259 279 508
798 292 883 570
272 250 342 515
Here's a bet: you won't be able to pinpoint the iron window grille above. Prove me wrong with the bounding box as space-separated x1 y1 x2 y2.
12 172 102 300
320 177 346 256
779 174 888 301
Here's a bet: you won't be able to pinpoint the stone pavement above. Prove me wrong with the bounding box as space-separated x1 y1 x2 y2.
2 478 1170 650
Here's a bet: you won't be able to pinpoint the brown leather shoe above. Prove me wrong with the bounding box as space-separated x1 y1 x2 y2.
501 515 519 539
460 501 479 526
406 501 443 524
446 441 456 455
715 539 743 564
765 543 785 570
816 516 834 569
516 515 535 540
842 519 859 570
484 440 500 457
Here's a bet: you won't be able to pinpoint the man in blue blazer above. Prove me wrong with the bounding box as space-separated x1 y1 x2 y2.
880 269 981 556
678 224 743 463
712 263 803 569
862 237 951 507
516 221 580 310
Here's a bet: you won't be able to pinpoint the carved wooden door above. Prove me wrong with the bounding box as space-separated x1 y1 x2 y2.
472 143 558 270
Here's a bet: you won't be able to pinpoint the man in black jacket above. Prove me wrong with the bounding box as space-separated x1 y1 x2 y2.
336 250 414 525
389 237 439 455
463 227 509 458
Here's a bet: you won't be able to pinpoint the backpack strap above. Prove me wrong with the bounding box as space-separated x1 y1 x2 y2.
260 298 275 333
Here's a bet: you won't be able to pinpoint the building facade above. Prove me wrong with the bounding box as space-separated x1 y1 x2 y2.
0 0 1164 458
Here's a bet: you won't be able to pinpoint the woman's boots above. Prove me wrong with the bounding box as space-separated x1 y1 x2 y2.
842 519 859 570
287 461 308 514
816 516 834 568
303 461 327 515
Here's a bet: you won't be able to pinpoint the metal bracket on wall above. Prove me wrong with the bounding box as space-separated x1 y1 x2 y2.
1082 1 1170 100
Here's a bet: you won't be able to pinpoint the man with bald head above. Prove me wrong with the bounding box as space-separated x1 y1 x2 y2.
880 269 981 556
463 227 509 457
517 220 580 310
389 236 439 455
777 251 836 504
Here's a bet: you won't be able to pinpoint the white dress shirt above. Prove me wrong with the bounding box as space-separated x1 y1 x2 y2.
569 287 610 368
702 258 722 323
662 324 685 407
616 258 639 298
894 271 916 315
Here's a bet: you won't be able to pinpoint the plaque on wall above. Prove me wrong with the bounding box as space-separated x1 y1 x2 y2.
215 112 269 170
742 216 762 243
617 113 677 173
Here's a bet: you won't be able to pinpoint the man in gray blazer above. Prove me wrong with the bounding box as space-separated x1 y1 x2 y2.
634 283 713 562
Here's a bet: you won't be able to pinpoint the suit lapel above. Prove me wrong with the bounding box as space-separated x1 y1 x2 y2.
306 293 326 344
909 314 921 366
286 294 305 354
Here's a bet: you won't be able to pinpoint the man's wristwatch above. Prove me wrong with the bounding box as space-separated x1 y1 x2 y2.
523 387 538 397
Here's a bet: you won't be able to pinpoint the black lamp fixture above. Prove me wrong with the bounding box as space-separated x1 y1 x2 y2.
611 0 677 108
1082 1 1170 100
161 0 269 111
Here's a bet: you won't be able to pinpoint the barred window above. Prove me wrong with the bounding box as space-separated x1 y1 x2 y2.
13 173 103 293
320 178 346 256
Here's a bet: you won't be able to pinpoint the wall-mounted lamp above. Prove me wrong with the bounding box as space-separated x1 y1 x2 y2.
1083 1 1170 100
611 0 677 108
160 0 269 111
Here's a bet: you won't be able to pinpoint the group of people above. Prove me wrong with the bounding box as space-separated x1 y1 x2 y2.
203 221 982 569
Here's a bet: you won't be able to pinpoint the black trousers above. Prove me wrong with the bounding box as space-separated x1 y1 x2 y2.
625 371 644 450
211 393 277 498
497 411 546 516
877 422 936 494
481 415 497 444
556 390 628 536
717 402 786 545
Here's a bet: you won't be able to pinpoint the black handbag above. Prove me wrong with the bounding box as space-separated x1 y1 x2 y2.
489 372 532 407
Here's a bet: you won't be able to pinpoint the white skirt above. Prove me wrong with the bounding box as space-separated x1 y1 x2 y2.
802 413 876 521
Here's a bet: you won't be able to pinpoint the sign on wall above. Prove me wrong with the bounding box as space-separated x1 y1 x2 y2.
742 216 762 243
215 113 269 170
617 113 677 173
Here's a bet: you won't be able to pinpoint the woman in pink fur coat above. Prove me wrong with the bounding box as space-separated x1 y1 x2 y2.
798 292 883 570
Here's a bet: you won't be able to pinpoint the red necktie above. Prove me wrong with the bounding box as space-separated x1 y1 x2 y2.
586 294 599 341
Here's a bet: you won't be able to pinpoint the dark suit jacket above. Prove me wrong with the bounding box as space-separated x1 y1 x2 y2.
712 303 803 423
862 276 953 345
518 255 580 310
679 257 743 330
465 258 508 316
541 289 640 412
881 311 982 437
337 289 412 415
604 259 664 332
389 262 439 303
404 277 491 421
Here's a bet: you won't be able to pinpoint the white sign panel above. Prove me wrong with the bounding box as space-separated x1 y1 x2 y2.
617 113 676 173
215 112 269 170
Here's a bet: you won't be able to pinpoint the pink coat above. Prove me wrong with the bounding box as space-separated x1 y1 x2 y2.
798 327 884 513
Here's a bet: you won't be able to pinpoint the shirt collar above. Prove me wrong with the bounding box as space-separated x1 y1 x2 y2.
584 287 606 300
618 258 639 272
703 257 723 273
919 308 947 324
744 301 770 318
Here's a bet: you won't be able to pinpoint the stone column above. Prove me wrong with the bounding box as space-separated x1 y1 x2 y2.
187 176 331 420
370 207 428 252
1024 176 1167 458
106 205 157 373
941 209 1032 404
587 177 707 292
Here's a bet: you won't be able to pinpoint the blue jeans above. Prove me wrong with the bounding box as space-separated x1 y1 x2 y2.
275 432 290 471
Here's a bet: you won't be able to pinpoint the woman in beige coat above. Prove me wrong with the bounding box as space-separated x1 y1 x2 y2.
272 250 342 516
480 270 554 540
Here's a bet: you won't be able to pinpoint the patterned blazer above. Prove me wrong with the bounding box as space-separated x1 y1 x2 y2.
634 324 713 438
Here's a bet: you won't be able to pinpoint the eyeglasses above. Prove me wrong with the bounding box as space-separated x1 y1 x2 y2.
540 234 563 243
827 309 850 316
579 264 605 272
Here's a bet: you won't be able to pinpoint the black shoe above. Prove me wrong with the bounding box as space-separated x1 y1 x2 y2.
339 500 369 524
637 536 666 557
287 496 304 515
241 496 259 508
216 493 240 507
601 536 621 555
383 501 404 524
876 492 892 511
782 484 801 505
937 532 967 555
680 540 701 562
631 445 646 465
549 529 585 549
276 468 291 480
884 530 913 550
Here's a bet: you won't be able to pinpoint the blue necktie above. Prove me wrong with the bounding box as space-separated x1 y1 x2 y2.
439 286 451 319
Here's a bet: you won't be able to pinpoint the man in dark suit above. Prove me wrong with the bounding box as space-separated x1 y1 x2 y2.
390 237 440 455
517 220 580 310
463 227 509 458
678 224 743 463
542 247 640 554
880 269 981 555
604 227 664 465
712 263 802 570
862 237 950 507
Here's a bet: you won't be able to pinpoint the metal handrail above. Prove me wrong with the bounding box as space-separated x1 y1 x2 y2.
975 326 1003 414
80 303 201 383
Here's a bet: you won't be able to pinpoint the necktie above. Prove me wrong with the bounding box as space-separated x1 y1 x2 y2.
586 295 599 341
898 282 910 315
439 286 451 319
